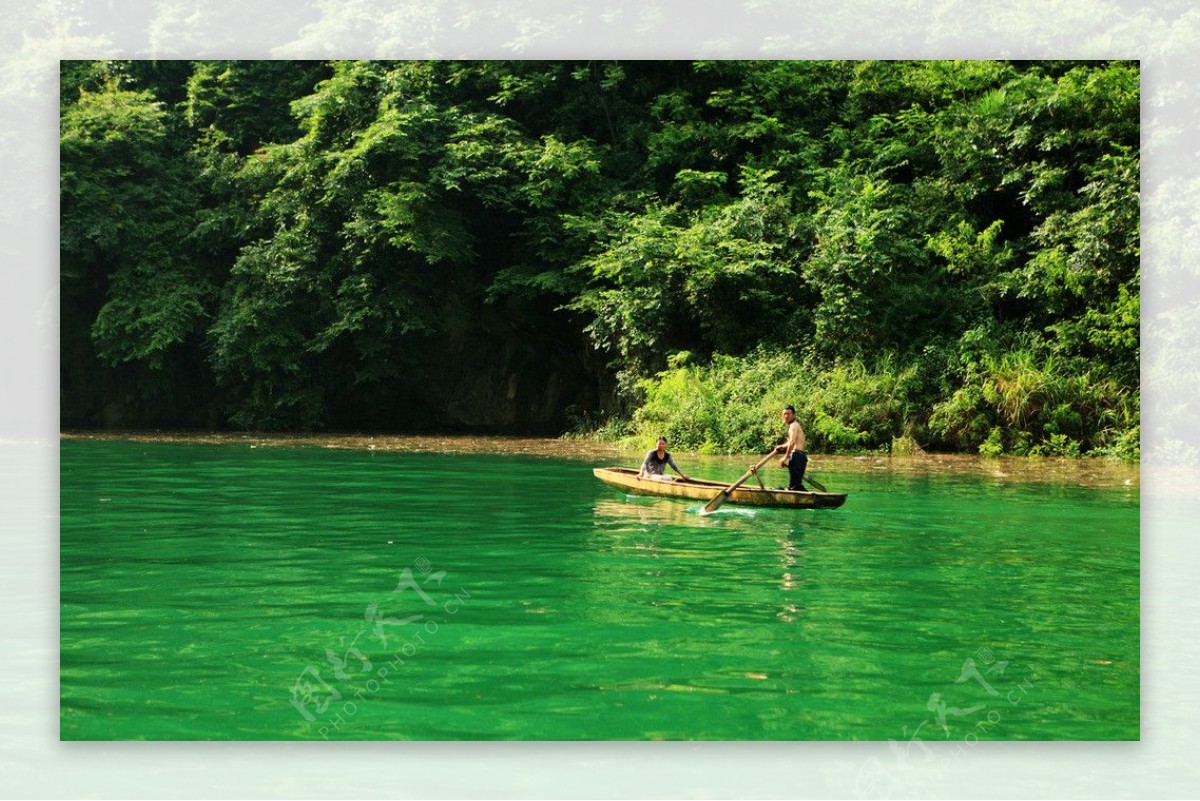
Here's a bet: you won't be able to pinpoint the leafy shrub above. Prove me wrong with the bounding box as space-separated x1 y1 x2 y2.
619 349 925 454
979 427 1005 457
613 343 1138 459
929 346 1138 458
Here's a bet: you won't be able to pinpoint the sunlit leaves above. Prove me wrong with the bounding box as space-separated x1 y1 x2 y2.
62 84 213 372
568 166 798 378
60 59 1140 448
804 170 938 354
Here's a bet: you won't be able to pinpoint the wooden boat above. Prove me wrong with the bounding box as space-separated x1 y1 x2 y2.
592 467 847 509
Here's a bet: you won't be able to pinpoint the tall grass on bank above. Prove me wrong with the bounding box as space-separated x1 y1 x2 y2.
589 349 1138 460
928 351 1139 458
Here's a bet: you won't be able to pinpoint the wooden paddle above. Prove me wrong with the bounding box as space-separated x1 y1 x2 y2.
701 451 778 515
804 474 828 493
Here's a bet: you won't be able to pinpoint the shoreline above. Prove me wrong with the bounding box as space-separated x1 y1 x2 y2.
59 430 1142 489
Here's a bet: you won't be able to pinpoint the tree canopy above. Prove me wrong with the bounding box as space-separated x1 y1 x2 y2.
61 59 1139 457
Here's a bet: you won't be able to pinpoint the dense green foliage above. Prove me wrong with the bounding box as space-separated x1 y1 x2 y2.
61 60 1139 457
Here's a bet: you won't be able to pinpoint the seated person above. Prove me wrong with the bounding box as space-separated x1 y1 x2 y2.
638 437 691 482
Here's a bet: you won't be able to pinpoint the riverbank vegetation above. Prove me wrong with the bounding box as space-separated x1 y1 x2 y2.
60 60 1139 459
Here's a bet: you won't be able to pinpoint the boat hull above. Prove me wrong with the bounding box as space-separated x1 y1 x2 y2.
592 467 847 509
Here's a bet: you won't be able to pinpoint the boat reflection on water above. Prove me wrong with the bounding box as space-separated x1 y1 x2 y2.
591 495 808 623
591 495 757 529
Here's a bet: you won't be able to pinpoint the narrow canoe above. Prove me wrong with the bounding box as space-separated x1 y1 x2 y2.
593 467 847 509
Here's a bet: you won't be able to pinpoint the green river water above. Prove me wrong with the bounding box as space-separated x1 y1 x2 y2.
60 438 1139 741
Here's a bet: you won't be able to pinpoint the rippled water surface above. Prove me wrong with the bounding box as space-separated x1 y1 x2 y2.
60 440 1138 740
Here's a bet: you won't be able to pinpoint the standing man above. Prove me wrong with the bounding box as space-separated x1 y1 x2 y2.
775 404 807 491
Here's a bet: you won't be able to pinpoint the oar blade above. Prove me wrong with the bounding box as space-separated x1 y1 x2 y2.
701 491 729 515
